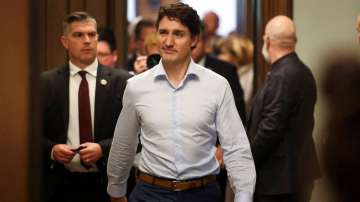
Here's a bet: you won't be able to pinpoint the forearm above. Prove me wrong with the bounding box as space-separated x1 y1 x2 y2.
107 123 138 197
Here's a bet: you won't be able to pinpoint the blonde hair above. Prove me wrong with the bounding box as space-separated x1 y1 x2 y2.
144 32 160 54
219 35 254 67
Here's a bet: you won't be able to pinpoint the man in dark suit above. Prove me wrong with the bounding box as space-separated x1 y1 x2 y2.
247 15 320 202
42 11 130 202
191 23 247 202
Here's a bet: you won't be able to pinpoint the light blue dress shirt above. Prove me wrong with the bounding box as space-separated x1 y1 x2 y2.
107 60 256 202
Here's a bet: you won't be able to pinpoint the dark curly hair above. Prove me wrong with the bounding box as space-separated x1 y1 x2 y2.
155 2 200 37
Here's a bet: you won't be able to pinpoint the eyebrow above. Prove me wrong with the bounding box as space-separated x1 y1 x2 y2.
158 28 186 34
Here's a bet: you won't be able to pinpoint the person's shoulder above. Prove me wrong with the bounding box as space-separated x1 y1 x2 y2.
281 53 313 78
205 55 238 77
41 65 67 79
125 65 155 88
195 62 228 85
99 65 132 79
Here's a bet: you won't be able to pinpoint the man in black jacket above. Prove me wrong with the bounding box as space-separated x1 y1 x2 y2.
247 15 320 202
42 11 130 202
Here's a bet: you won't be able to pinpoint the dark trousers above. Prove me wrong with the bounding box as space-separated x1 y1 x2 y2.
254 193 312 202
129 181 222 202
48 171 109 202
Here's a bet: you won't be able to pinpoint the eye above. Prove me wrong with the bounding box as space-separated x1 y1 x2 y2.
173 31 184 38
88 32 97 38
73 32 83 38
158 29 168 36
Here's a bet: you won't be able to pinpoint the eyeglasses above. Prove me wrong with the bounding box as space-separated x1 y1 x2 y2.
97 52 112 58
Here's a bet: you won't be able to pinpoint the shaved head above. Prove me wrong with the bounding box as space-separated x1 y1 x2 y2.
265 15 297 49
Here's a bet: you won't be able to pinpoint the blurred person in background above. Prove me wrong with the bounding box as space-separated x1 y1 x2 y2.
127 19 156 73
203 11 222 54
321 53 360 202
97 27 118 68
218 35 254 115
127 16 143 66
133 32 161 74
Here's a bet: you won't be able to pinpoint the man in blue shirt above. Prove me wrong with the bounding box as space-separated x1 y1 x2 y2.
107 3 256 202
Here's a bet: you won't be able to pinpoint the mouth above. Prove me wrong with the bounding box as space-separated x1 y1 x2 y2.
162 48 177 54
81 48 93 53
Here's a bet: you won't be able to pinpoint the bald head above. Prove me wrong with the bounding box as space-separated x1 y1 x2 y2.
203 11 219 36
265 15 297 50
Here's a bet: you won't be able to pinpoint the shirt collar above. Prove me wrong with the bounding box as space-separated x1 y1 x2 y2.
197 56 206 67
69 59 98 77
153 58 200 80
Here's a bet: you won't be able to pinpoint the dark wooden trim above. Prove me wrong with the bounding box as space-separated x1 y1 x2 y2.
114 0 128 69
237 0 254 39
29 0 43 201
253 0 293 92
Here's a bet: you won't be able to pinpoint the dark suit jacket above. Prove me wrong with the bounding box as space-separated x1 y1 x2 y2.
127 54 136 72
41 64 130 194
204 55 247 123
247 52 320 195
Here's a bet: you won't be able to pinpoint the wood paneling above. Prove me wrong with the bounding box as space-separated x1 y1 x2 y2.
237 0 255 39
137 0 176 20
42 0 127 70
29 1 44 201
0 0 32 201
86 0 107 27
114 1 128 69
253 0 293 91
69 0 85 12
46 0 67 68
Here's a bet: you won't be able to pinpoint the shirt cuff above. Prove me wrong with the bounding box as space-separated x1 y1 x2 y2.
107 182 127 198
50 147 54 160
235 191 253 202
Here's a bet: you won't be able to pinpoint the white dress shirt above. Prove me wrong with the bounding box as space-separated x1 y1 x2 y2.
107 60 256 201
65 59 98 172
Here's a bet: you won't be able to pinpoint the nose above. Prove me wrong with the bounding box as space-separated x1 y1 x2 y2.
83 34 91 43
164 35 174 47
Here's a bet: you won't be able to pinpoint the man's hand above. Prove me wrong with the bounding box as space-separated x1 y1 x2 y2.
215 145 225 168
111 196 127 202
78 142 103 165
52 144 76 164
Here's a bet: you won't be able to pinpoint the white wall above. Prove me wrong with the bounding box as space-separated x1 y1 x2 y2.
294 0 360 142
294 1 359 201
294 0 359 76
182 0 237 36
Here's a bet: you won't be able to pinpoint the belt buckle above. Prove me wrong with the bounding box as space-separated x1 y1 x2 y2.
171 180 182 191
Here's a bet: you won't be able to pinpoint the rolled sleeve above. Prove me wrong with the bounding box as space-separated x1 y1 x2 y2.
216 81 256 198
107 82 140 198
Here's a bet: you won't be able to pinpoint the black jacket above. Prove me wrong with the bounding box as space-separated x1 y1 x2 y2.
41 64 130 196
247 52 320 195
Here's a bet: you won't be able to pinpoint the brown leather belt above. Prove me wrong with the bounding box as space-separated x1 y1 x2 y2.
136 171 216 191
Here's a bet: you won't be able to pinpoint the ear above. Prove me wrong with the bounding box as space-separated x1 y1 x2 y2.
190 35 199 49
264 36 271 49
60 35 68 49
112 50 118 63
